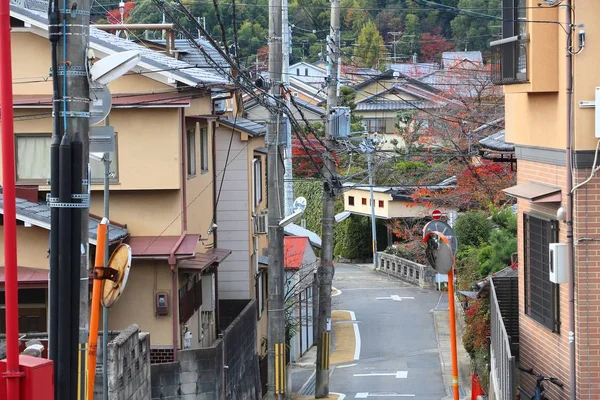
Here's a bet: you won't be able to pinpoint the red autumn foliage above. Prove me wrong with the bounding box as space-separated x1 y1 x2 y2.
292 136 338 178
419 33 456 63
106 2 136 25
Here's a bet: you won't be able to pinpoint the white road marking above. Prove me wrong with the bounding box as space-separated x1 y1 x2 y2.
349 310 361 360
355 393 415 398
376 295 415 302
332 286 342 297
337 363 357 369
332 393 346 400
353 371 408 379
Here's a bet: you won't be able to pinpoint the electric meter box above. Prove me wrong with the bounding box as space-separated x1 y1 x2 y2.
549 243 567 284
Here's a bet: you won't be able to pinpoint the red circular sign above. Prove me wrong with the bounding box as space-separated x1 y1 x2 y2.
432 209 442 220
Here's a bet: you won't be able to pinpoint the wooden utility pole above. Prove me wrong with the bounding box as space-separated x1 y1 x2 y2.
315 0 340 396
267 0 286 395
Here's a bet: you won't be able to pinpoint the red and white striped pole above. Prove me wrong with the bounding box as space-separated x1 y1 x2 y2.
0 0 23 398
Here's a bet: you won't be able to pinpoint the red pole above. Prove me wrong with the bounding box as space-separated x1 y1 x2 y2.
448 267 460 400
0 0 23 398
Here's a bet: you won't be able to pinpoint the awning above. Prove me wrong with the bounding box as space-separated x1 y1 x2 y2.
503 182 561 203
13 93 192 108
179 248 232 273
209 248 232 264
179 253 218 273
0 267 48 289
128 234 200 259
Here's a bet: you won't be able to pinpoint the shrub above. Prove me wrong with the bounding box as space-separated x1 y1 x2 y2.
454 211 493 248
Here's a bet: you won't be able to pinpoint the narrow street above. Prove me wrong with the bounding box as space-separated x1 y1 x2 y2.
329 263 447 399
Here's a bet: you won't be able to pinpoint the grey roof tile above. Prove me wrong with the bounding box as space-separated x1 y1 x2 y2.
355 100 438 112
10 1 228 86
479 130 514 152
219 117 266 136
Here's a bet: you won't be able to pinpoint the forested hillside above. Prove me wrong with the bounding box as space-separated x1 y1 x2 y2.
92 0 501 68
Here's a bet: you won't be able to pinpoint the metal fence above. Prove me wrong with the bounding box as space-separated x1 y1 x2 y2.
489 279 517 400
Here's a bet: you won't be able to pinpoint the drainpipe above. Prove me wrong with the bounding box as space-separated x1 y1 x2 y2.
212 120 221 333
564 2 576 398
168 231 187 362
181 110 188 231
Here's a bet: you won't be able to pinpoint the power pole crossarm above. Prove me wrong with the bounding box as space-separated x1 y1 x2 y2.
315 0 340 396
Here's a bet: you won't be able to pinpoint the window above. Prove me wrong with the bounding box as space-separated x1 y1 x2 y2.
0 289 47 333
253 157 263 207
256 270 265 319
524 213 559 331
187 128 196 177
200 127 209 173
16 135 51 183
363 118 387 134
304 68 308 76
362 198 367 205
296 68 300 76
348 196 355 206
16 135 118 184
490 0 527 84
378 200 384 208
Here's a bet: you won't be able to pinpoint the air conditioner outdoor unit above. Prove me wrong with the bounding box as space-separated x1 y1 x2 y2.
254 214 268 235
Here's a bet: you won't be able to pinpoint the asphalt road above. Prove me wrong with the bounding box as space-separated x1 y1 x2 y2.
330 263 446 400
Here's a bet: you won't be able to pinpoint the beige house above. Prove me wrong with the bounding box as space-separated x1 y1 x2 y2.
0 2 267 364
490 1 600 399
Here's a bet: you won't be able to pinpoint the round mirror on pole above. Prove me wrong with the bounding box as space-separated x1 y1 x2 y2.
101 243 132 308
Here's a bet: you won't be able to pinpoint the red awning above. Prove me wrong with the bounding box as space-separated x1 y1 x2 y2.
209 248 232 264
179 248 232 273
128 234 200 259
0 267 48 289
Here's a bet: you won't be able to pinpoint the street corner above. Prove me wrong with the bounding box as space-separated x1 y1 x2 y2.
291 393 346 400
330 310 360 365
332 287 342 297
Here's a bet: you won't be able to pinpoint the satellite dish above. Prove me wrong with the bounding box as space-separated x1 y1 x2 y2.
101 243 132 308
293 197 307 213
90 50 142 85
89 85 112 126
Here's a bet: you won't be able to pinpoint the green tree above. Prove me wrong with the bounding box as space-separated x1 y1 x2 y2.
450 0 501 52
396 13 421 58
354 21 386 68
238 21 267 59
454 211 493 248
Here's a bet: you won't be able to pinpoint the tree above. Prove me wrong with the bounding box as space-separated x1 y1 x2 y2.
419 32 455 62
238 21 267 59
454 211 493 247
354 21 386 68
450 0 501 52
396 13 420 58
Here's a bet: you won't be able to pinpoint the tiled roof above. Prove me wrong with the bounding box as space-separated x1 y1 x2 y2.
0 194 129 244
389 63 439 78
479 131 514 152
355 100 438 112
10 0 228 86
152 39 230 77
219 117 266 136
284 223 322 249
284 236 308 270
442 51 483 68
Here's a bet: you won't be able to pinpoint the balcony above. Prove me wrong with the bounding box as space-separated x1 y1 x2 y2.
491 35 528 85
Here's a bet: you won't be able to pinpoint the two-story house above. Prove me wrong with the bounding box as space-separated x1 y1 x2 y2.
2 0 250 365
492 1 600 398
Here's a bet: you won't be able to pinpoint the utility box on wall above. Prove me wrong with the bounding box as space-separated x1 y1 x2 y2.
549 243 567 284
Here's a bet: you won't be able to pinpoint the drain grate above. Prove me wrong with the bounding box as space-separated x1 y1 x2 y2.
447 385 467 397
299 373 316 395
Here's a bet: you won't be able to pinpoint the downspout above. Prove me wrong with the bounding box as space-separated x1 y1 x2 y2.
181 109 188 231
565 2 576 398
168 231 187 362
212 119 221 334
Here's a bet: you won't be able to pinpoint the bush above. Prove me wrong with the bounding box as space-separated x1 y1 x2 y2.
334 215 373 260
454 211 493 248
384 241 427 264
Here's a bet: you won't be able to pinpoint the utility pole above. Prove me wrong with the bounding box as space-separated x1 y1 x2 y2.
282 0 293 216
315 0 340 396
366 136 377 270
50 0 90 397
388 31 402 63
267 0 285 395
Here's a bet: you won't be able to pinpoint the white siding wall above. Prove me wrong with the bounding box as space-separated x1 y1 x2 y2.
215 131 251 299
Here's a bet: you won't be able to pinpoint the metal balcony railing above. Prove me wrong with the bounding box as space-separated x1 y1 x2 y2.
490 35 528 85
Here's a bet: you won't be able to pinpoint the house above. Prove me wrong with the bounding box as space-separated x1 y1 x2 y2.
350 71 446 149
243 97 325 126
492 1 600 399
3 1 260 368
282 236 317 362
212 117 269 355
342 179 456 244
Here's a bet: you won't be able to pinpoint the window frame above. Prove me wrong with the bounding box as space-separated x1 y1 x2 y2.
378 200 384 208
15 134 52 185
523 212 559 332
200 127 209 173
348 196 355 206
187 127 197 178
361 198 367 205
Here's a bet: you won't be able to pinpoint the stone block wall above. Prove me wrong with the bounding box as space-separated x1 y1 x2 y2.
106 324 151 400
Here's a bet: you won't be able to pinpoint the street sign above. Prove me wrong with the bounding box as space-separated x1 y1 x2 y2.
432 209 442 220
